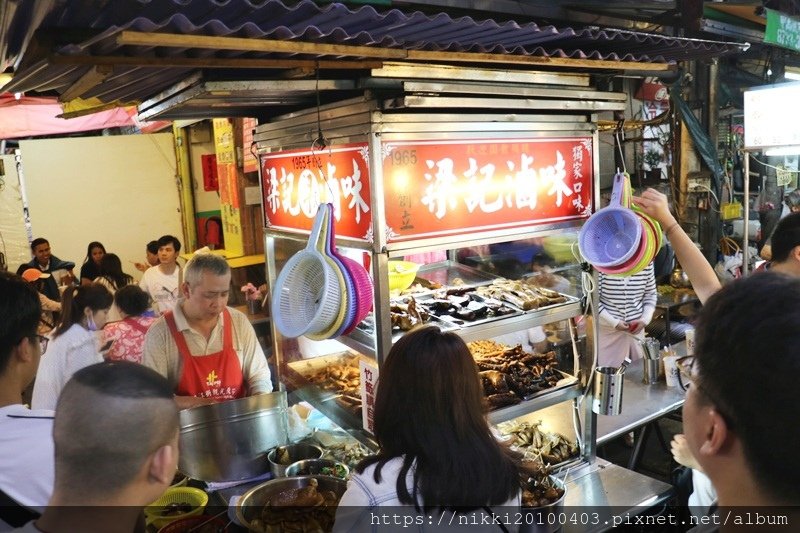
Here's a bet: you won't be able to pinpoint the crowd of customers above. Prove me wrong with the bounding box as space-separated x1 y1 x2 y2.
3 193 800 532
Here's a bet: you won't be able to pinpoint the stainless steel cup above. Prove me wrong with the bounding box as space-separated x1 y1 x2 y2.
642 358 660 385
641 337 661 360
592 366 624 415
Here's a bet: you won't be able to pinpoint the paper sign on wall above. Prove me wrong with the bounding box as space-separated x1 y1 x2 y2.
359 358 379 435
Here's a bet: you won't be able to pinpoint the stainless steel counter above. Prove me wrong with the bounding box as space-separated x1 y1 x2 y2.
563 458 674 532
596 342 687 445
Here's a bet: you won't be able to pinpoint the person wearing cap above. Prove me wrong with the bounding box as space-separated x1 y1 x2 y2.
15 238 76 302
21 269 61 335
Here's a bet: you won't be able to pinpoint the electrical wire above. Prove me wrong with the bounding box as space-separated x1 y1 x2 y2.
749 154 800 174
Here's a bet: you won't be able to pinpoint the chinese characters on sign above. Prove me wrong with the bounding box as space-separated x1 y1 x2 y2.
359 359 379 435
213 118 245 256
260 143 372 240
381 138 593 242
259 138 594 242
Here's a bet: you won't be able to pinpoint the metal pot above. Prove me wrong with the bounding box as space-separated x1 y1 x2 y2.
669 264 691 288
520 477 567 533
236 476 347 531
266 443 323 477
178 391 289 482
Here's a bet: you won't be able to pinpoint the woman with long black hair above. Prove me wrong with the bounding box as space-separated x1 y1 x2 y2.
335 326 524 531
79 241 106 286
31 284 113 410
94 253 134 322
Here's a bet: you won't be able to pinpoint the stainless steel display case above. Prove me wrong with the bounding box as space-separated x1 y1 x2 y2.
258 76 606 459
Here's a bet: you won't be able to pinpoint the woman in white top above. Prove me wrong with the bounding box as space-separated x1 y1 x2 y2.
335 326 525 532
596 263 657 367
31 284 113 410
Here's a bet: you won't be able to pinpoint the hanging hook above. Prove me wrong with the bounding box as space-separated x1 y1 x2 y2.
309 61 336 205
614 121 627 175
311 61 328 152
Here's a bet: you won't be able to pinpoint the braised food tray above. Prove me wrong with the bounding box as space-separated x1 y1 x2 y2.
398 261 501 296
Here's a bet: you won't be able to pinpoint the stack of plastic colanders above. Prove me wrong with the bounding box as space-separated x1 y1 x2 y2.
272 204 373 339
578 173 662 276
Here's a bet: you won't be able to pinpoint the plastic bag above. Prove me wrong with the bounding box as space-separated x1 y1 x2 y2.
715 251 742 281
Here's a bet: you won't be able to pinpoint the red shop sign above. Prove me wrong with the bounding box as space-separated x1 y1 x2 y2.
381 138 593 242
260 143 372 240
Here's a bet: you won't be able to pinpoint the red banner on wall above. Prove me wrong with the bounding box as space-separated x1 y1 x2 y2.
260 143 372 240
381 138 593 242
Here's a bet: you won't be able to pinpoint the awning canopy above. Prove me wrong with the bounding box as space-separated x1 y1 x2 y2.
0 0 749 117
0 93 170 138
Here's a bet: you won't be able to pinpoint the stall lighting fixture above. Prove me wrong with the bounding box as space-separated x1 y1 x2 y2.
765 146 800 156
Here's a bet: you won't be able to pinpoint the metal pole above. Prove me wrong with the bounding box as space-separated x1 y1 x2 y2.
742 151 750 275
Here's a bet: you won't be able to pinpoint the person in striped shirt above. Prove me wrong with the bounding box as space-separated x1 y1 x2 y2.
597 263 657 367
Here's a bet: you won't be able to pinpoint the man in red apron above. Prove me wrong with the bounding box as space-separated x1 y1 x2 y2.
142 254 272 409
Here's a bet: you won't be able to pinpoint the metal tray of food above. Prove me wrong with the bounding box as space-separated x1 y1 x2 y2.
414 290 525 330
519 369 578 401
284 351 365 399
400 260 501 296
472 279 580 315
355 309 458 339
496 418 580 468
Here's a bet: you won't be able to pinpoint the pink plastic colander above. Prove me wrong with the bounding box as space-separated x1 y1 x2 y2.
579 173 642 268
322 204 358 338
324 211 373 335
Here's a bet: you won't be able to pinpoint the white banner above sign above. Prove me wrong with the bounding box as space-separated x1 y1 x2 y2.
744 82 800 149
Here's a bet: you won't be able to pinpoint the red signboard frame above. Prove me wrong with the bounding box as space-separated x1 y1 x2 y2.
380 138 593 242
260 137 594 243
260 143 373 240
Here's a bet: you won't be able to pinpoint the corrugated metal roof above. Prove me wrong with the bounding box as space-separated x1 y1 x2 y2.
1 0 747 106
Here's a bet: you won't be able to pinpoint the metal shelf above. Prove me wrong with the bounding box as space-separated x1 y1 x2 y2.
488 381 582 425
340 299 582 355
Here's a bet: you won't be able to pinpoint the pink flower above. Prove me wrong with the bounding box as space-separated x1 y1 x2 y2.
240 283 261 301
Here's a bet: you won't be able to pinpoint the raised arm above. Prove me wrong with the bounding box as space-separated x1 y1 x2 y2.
631 188 721 304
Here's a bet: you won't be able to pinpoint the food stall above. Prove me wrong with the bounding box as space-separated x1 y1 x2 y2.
255 65 673 518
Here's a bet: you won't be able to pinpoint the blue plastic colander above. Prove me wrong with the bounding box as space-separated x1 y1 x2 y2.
578 173 642 267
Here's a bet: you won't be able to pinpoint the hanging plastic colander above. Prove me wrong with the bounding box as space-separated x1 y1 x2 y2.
339 254 374 335
322 204 357 338
307 204 356 340
578 173 642 268
594 217 648 275
622 210 661 276
633 206 663 251
306 205 349 339
271 207 342 338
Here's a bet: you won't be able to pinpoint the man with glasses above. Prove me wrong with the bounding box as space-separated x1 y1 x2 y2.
143 253 272 409
682 272 800 513
0 272 55 526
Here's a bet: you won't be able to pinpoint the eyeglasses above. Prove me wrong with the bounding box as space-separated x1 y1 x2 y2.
33 334 49 354
677 355 736 430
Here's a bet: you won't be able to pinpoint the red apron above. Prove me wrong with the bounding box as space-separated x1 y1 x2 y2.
165 308 246 401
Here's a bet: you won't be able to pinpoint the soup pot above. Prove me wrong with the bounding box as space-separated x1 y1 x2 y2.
178 391 289 482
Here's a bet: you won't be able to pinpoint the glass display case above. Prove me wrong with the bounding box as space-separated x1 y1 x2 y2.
256 87 615 462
